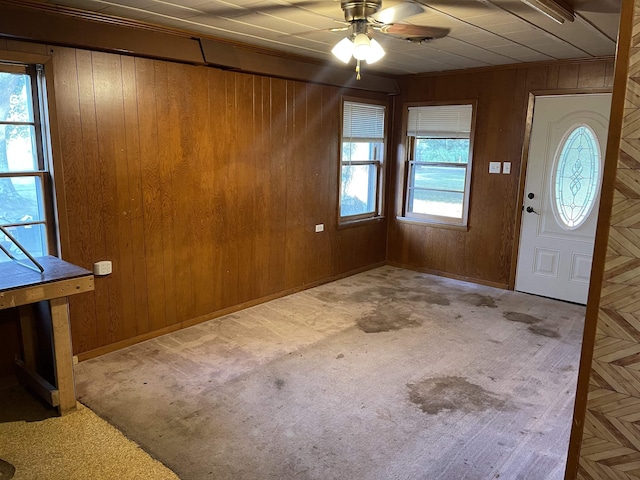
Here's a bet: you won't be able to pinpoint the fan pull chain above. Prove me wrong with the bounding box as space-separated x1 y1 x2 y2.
356 60 361 80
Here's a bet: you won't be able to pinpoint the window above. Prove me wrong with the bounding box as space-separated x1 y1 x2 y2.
553 125 601 230
0 63 54 261
404 103 475 226
339 100 386 222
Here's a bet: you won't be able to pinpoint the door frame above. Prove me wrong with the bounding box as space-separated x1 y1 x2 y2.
509 88 613 291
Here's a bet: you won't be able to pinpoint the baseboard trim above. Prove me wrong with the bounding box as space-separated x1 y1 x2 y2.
76 262 386 362
385 262 509 290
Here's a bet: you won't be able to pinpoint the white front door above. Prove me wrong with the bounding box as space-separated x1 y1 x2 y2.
515 94 611 304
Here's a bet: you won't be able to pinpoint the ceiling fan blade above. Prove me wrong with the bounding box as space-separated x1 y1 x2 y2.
378 24 450 39
369 2 425 24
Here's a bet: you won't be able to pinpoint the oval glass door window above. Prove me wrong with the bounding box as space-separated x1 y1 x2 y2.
553 125 601 229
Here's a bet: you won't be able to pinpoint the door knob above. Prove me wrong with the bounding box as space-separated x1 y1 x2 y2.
528 193 535 199
526 206 539 215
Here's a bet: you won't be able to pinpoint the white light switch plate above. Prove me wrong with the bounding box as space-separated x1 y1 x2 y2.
503 162 511 174
489 162 501 174
315 224 324 233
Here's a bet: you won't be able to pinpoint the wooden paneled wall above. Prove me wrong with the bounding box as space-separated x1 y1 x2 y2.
0 39 388 359
388 60 614 288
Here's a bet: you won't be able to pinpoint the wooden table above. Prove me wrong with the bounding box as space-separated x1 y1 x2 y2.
0 256 94 415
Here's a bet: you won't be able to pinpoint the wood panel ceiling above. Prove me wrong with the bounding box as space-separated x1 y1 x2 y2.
40 0 620 75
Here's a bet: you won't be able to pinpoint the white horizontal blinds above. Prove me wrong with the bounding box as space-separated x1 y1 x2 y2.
407 104 473 139
343 102 385 141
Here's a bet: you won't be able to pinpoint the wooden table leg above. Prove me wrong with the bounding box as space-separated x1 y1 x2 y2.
49 297 77 415
18 305 37 368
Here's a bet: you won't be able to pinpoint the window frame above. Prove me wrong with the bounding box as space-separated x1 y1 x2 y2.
338 96 387 226
401 100 477 228
0 61 57 259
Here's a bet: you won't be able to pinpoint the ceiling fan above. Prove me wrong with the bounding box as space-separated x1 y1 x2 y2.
201 0 449 79
201 0 618 79
327 0 450 79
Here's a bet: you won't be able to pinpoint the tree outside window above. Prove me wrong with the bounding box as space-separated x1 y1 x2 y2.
405 103 475 226
340 100 386 222
0 65 52 261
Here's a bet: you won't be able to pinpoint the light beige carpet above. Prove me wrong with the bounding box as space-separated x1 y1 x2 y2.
0 387 178 480
75 266 586 480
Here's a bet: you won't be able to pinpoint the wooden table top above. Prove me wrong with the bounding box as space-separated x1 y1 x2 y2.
0 256 92 293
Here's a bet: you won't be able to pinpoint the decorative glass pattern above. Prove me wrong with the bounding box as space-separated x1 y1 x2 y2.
554 125 600 229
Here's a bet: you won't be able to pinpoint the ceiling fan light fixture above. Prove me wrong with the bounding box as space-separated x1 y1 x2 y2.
521 0 574 24
352 33 371 60
332 37 354 63
366 38 385 64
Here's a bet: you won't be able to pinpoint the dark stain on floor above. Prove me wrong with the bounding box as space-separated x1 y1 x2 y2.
313 286 403 305
350 287 403 303
274 379 285 390
408 376 508 415
528 325 560 338
503 311 562 338
407 291 450 306
461 294 498 308
503 311 543 325
0 459 15 480
357 311 421 333
312 291 345 303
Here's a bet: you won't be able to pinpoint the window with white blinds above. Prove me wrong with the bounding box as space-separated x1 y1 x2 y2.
404 103 475 226
340 100 386 221
407 104 473 139
343 102 385 142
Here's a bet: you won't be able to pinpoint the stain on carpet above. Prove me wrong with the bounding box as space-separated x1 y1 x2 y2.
407 376 509 415
528 325 560 338
357 311 421 333
275 379 285 390
503 312 561 338
407 292 450 306
461 294 497 308
503 311 543 325
312 286 403 305
0 459 15 480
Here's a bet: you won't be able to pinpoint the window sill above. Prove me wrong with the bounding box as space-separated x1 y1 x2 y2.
338 216 386 230
395 216 469 232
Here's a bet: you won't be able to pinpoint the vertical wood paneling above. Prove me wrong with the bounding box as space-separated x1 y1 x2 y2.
285 82 308 289
207 68 231 313
390 59 614 287
31 43 392 356
191 63 214 318
50 47 98 352
155 60 178 327
235 73 258 304
136 57 166 332
76 49 108 343
266 77 288 295
121 56 149 335
578 62 608 88
169 62 195 324
92 52 130 343
220 71 240 309
557 63 580 89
